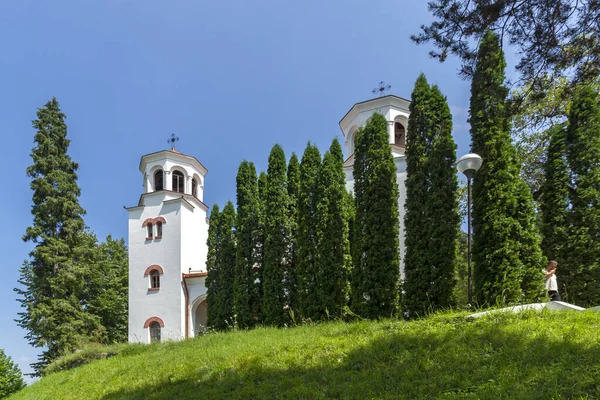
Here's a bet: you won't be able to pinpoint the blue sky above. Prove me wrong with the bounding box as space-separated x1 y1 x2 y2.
0 0 488 377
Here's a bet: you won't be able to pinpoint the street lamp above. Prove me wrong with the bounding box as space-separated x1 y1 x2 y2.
456 153 483 305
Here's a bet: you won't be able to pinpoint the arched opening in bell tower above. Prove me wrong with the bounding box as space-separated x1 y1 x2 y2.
154 170 164 191
172 170 185 193
394 122 406 148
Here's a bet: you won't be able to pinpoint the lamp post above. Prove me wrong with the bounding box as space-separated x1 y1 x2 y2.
456 153 483 305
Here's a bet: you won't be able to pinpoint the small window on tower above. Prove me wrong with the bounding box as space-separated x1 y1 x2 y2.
173 171 185 193
156 221 162 238
394 122 406 148
150 322 161 343
147 223 153 239
192 178 198 198
150 270 160 289
154 170 164 191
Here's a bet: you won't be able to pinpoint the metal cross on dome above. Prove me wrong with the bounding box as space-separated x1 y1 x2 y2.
167 134 179 149
372 81 391 97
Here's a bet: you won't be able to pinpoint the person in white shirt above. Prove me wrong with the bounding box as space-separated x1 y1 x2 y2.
544 260 561 302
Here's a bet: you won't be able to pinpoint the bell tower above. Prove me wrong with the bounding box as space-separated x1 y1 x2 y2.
339 94 410 277
126 148 210 343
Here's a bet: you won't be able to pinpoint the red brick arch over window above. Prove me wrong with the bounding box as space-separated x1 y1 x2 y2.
142 217 167 227
144 265 164 275
144 316 165 328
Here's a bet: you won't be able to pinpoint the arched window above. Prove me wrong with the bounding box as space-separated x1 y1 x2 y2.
147 223 153 239
191 178 198 198
149 322 161 343
394 122 406 147
156 221 162 238
150 270 160 289
172 171 185 193
154 170 164 191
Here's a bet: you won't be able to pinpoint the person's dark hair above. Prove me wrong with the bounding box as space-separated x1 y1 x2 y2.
548 260 558 268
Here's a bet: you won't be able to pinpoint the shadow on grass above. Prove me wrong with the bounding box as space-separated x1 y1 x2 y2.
100 316 600 400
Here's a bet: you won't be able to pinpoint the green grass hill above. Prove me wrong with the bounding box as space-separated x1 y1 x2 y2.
10 310 600 400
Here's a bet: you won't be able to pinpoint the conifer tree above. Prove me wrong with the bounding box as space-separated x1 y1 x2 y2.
539 124 570 264
206 205 222 329
314 138 350 318
426 85 459 309
296 143 321 319
469 31 544 305
0 349 25 398
262 144 291 325
16 98 105 373
286 154 300 313
234 161 262 328
352 114 400 318
86 235 129 343
403 76 459 316
217 201 236 329
403 74 435 315
564 85 600 305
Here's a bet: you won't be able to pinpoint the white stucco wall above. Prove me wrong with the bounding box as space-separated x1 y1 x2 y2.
128 150 210 344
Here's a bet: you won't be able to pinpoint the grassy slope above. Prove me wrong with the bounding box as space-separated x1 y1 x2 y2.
11 310 600 400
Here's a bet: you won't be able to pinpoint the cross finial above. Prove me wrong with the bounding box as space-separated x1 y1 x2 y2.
372 81 392 97
167 133 179 150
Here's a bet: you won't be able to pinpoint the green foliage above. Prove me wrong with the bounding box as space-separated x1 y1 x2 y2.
86 235 129 343
404 75 460 316
314 138 350 319
352 114 400 318
539 124 570 265
564 85 600 305
11 311 600 400
262 144 291 326
234 161 262 328
413 1 600 101
296 143 322 320
206 203 236 330
0 349 25 399
16 98 127 375
206 205 221 328
469 32 545 306
286 153 300 313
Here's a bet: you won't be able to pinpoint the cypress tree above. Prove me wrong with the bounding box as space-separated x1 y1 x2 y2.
286 154 300 314
352 114 400 318
262 144 291 325
217 201 236 329
314 138 350 318
16 98 104 373
234 161 262 328
205 205 222 329
426 85 459 309
469 31 544 305
403 74 435 315
296 143 322 319
565 85 600 305
539 124 570 263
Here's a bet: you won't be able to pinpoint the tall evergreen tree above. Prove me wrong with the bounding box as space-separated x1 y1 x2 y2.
403 74 435 315
16 98 104 374
352 114 400 318
234 161 262 328
296 143 321 319
469 31 544 305
403 76 459 316
539 124 570 264
286 154 300 314
314 138 350 318
86 235 129 343
426 85 459 309
206 202 236 331
564 85 600 305
205 205 222 329
262 144 291 325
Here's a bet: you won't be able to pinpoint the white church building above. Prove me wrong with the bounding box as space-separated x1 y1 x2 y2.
126 94 410 344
